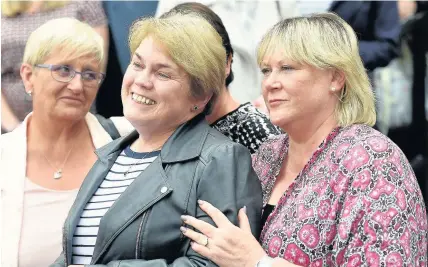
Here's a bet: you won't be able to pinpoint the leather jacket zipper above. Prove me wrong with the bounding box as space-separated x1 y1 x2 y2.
135 209 151 259
90 191 170 264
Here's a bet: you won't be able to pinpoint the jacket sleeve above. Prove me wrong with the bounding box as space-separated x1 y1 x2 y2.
50 252 66 267
359 1 401 71
81 143 263 267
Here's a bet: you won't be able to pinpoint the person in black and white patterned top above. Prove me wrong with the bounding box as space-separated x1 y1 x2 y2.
162 3 282 154
210 102 281 154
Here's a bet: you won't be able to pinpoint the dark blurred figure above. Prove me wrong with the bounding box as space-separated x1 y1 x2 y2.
329 1 401 72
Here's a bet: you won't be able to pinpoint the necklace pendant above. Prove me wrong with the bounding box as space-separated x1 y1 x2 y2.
53 170 62 179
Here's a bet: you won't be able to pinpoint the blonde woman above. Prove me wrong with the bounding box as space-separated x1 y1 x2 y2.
1 0 109 132
1 18 132 267
50 13 262 267
181 13 428 266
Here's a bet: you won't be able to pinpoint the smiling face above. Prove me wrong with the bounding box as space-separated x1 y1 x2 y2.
21 50 101 122
261 51 340 130
122 36 202 133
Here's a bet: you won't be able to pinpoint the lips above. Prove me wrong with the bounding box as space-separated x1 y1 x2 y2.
60 96 84 103
131 92 156 105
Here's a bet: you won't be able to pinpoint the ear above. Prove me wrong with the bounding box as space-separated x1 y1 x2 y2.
331 69 346 92
225 54 232 78
193 92 213 113
20 63 35 94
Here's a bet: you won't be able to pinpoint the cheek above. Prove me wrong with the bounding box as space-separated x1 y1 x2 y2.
122 71 134 89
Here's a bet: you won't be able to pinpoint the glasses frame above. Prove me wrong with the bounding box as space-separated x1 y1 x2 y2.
34 64 106 85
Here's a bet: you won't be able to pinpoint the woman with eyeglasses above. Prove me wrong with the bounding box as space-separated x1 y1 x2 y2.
0 18 133 267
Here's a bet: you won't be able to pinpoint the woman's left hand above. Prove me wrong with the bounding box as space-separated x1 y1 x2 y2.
181 200 266 267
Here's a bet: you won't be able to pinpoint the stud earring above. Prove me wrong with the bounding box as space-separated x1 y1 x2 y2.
27 90 32 96
193 106 198 111
331 87 336 92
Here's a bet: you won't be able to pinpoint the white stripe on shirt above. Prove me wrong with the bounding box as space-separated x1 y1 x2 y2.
71 148 159 265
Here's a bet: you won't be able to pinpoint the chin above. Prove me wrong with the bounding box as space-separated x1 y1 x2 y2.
56 109 87 122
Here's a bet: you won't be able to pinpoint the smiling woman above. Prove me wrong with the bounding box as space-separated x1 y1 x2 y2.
50 13 262 267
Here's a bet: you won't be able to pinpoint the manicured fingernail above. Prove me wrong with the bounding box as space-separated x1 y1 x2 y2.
181 215 188 222
243 206 247 214
198 199 205 205
180 226 187 233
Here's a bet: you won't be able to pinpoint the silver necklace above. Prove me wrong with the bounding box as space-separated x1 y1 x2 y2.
43 145 75 180
123 145 162 177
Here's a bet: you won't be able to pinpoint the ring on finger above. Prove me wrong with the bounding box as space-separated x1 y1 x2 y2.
200 235 209 247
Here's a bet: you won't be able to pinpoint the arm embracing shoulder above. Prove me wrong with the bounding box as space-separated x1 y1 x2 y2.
197 143 263 238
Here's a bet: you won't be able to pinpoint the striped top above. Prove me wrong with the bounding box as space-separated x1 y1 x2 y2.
71 146 160 265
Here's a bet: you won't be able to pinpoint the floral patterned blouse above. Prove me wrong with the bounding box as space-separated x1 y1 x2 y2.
252 124 427 266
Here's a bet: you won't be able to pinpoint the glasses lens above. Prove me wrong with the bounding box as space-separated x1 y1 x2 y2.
51 65 73 82
81 71 102 87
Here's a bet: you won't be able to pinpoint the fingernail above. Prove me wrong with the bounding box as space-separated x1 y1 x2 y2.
180 226 187 233
181 215 188 222
190 241 195 246
243 206 247 214
198 199 205 205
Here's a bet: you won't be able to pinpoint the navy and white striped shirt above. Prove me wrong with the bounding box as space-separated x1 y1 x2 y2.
71 146 160 265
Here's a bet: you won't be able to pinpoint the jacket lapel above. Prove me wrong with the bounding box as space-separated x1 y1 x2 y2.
91 158 172 263
65 114 209 263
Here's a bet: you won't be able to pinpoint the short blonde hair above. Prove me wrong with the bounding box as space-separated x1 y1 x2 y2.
257 12 376 127
128 13 226 114
23 18 104 67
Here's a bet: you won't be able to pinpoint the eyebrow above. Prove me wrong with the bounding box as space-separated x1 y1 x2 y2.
134 52 174 70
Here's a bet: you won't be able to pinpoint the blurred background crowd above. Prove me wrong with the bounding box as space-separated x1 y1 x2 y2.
1 0 428 202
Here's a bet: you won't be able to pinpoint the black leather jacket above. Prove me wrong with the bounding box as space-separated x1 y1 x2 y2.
51 115 263 267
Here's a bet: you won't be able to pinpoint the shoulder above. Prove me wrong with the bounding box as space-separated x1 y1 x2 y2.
1 123 26 150
200 126 251 164
335 124 406 162
109 117 135 137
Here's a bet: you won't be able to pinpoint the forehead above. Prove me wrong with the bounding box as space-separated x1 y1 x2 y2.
134 37 179 68
44 48 100 69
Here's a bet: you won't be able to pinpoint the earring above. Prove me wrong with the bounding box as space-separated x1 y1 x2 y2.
27 90 32 96
193 105 198 111
331 87 336 92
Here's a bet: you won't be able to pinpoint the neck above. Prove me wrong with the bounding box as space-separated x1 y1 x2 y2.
132 129 175 153
205 87 240 124
28 112 88 149
285 113 338 166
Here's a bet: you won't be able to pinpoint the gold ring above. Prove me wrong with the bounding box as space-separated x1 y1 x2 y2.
201 235 209 247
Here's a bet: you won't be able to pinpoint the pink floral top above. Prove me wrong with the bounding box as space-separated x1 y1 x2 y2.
252 124 427 266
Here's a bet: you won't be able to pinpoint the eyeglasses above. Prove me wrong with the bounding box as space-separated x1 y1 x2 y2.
34 64 105 87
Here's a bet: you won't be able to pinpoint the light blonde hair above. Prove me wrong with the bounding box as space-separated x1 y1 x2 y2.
257 12 376 127
128 13 226 114
23 17 104 67
2 1 68 17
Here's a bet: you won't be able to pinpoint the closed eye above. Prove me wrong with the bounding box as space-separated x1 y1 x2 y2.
281 65 294 71
132 61 143 69
157 72 171 79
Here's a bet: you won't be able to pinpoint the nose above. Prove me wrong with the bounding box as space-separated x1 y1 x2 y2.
134 69 154 90
263 72 281 92
67 73 84 93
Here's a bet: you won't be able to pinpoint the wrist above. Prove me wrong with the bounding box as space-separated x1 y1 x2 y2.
255 254 274 267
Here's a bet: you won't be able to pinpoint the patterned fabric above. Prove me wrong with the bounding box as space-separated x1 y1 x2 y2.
211 102 282 154
1 1 107 122
252 124 428 266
